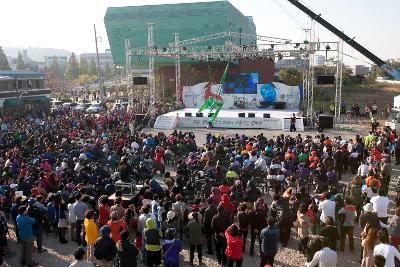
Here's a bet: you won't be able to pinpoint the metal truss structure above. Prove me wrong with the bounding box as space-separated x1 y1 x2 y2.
125 23 343 125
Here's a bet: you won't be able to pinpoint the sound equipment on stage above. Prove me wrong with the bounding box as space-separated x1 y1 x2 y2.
238 113 245 118
185 113 192 117
248 113 255 118
208 113 214 117
318 115 334 129
316 75 335 85
263 113 270 118
196 113 203 117
273 102 286 110
133 77 148 85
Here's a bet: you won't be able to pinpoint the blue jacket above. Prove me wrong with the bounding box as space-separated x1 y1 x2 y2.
16 214 36 240
260 227 278 256
162 239 182 265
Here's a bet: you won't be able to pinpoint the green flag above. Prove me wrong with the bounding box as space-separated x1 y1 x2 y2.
217 63 229 95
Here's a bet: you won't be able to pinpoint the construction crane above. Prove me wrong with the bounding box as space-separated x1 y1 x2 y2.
287 0 400 80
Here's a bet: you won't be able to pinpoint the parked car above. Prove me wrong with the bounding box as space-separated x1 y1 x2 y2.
86 103 106 113
62 102 78 109
74 103 91 112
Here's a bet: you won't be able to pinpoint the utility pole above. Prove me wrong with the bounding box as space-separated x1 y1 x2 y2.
94 24 103 103
173 33 181 103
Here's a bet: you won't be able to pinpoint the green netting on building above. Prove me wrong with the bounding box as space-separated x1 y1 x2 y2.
104 1 256 65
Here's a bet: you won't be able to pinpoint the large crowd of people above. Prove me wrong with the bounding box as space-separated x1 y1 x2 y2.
0 107 399 267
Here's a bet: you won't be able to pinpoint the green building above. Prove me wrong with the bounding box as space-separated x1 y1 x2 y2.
104 1 257 66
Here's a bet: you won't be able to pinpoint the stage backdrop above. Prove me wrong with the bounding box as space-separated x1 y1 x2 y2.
182 81 302 109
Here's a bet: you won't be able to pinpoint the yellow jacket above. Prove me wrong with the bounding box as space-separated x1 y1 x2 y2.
84 218 99 245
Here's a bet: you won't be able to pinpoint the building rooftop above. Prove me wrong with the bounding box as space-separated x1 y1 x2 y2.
0 71 44 79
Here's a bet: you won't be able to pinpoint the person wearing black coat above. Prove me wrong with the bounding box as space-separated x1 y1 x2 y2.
27 199 46 253
272 195 293 247
117 230 139 267
249 207 267 255
237 203 251 252
202 198 218 255
94 225 117 265
211 205 231 265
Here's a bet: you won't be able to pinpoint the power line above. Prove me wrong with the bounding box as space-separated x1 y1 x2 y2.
270 0 306 29
342 52 373 65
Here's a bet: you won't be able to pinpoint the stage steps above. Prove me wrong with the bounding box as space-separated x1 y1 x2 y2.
282 117 305 132
154 115 177 129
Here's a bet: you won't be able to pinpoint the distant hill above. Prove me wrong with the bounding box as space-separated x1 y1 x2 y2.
3 47 72 62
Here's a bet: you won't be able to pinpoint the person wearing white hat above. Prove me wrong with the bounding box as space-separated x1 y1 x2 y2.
161 210 180 237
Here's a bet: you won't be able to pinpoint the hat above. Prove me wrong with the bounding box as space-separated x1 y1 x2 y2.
167 211 176 220
363 203 373 212
27 198 37 206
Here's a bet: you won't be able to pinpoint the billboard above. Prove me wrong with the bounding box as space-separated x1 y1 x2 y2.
182 82 302 110
223 73 258 94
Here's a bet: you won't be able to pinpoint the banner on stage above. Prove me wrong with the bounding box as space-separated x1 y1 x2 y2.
182 81 302 110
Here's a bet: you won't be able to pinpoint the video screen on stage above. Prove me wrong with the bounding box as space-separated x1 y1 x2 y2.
223 73 258 94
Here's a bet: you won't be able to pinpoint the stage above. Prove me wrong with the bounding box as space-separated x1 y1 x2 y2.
154 108 304 130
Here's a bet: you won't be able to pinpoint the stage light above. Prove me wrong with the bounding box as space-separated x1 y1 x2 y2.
295 43 300 48
162 47 167 52
278 53 283 60
271 44 275 49
243 45 248 50
303 40 309 44
326 45 331 50
182 46 187 51
208 45 212 50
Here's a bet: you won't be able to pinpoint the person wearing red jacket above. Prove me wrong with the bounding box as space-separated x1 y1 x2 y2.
225 224 243 267
219 194 236 215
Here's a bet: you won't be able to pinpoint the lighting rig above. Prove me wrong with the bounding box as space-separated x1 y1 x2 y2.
125 23 343 125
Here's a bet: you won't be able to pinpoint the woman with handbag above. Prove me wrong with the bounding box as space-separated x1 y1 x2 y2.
54 194 68 244
162 228 182 267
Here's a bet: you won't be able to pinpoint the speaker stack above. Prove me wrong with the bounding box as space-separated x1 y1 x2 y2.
196 113 203 117
238 113 245 118
185 113 192 117
263 113 270 118
248 113 255 118
318 115 334 129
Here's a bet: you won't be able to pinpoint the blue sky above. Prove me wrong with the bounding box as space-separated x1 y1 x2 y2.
1 0 399 66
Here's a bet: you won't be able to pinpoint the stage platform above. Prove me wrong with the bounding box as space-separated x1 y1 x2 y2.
154 108 304 131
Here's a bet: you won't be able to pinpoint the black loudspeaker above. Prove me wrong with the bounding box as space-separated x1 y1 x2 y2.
263 113 270 118
185 113 192 117
208 113 214 117
238 113 245 118
318 115 334 129
317 75 335 85
196 113 203 117
273 102 286 110
133 77 148 85
248 113 255 118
